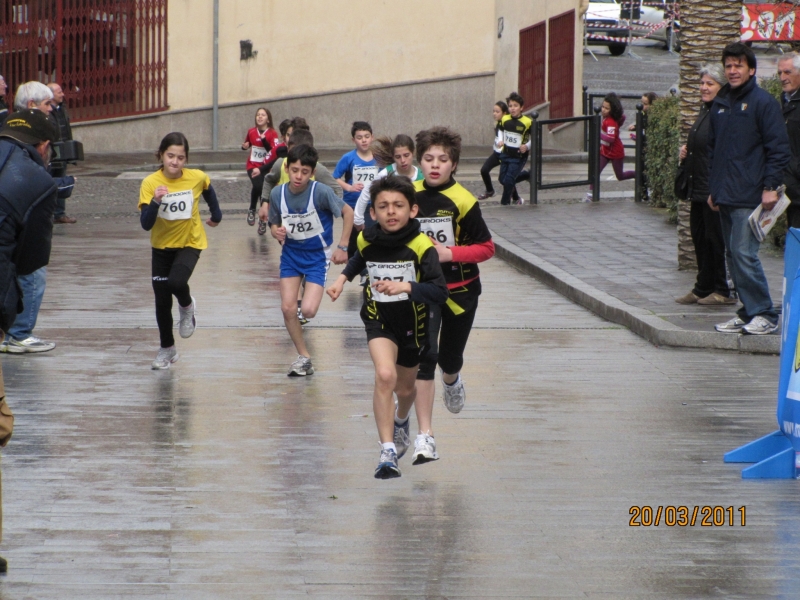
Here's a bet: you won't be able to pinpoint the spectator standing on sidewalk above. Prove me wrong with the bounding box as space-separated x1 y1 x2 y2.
709 43 790 335
0 75 8 126
47 83 77 224
0 109 60 572
675 64 735 307
777 53 800 229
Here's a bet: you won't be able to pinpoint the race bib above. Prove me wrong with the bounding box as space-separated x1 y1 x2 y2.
503 130 523 148
417 217 455 247
367 261 416 303
158 190 194 221
607 126 616 136
282 209 323 240
250 145 268 163
352 165 378 184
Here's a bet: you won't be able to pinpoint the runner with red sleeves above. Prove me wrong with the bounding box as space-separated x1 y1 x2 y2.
242 107 279 225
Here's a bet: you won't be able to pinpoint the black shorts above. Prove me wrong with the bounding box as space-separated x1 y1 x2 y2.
364 320 428 369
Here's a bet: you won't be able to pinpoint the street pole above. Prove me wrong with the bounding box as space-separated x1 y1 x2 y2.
634 103 643 202
529 112 539 206
591 106 601 203
212 0 220 151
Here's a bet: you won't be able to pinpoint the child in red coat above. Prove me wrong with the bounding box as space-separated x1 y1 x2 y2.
585 93 634 202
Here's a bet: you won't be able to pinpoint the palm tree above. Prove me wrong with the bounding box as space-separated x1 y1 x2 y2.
676 0 742 270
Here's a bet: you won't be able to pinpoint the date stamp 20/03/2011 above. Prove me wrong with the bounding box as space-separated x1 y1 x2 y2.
629 506 746 527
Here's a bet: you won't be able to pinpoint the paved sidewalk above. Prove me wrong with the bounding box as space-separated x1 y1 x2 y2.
482 197 785 354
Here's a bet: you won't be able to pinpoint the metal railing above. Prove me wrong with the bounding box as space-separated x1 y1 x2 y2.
528 111 601 205
582 87 643 151
527 102 646 205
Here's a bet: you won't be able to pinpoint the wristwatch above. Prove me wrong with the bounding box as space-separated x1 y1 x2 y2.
337 244 348 252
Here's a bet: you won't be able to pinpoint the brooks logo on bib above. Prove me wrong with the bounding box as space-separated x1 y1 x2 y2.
159 190 194 221
250 146 267 163
367 261 416 302
417 217 455 246
352 165 378 183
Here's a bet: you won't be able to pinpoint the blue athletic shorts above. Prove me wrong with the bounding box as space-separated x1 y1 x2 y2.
280 246 331 287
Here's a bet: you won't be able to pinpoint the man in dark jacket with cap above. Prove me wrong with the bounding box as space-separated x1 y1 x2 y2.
708 42 791 336
0 109 59 572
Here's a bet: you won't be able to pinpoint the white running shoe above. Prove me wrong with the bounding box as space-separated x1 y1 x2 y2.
582 191 593 203
743 316 779 335
178 297 196 339
0 335 55 354
288 355 314 377
152 346 178 370
442 374 466 414
412 433 439 465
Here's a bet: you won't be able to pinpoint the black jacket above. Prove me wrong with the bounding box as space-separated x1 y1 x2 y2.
0 99 7 127
708 76 791 208
0 138 57 331
51 103 72 142
783 91 800 203
685 102 712 203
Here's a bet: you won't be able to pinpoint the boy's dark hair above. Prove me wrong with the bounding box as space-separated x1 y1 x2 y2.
288 129 314 149
289 116 310 132
603 92 624 124
369 174 417 209
351 120 372 138
722 42 757 72
286 143 318 169
156 131 189 161
278 118 292 137
415 126 461 166
506 92 524 107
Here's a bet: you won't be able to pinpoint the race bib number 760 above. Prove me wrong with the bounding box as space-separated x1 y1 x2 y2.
159 190 193 221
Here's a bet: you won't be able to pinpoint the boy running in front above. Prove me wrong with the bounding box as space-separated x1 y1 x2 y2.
411 126 495 464
327 176 448 478
268 144 353 376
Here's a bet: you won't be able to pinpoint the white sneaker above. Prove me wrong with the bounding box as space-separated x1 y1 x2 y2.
582 191 593 203
412 433 439 465
0 335 55 354
442 374 465 414
152 346 178 370
715 316 746 334
742 316 779 335
178 297 196 339
288 355 314 377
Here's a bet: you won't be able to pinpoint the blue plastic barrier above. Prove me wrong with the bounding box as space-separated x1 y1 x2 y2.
724 228 800 478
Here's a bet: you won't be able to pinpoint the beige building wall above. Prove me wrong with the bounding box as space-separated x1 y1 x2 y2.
168 0 495 111
73 0 584 153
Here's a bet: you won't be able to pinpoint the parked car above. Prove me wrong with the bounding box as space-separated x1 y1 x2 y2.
585 0 629 56
584 0 679 56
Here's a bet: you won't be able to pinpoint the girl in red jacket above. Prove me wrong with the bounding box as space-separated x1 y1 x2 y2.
585 93 634 202
242 107 279 225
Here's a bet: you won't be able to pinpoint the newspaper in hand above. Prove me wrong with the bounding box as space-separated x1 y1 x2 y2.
749 190 791 243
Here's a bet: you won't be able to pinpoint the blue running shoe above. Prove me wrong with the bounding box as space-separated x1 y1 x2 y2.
393 417 411 459
374 448 401 479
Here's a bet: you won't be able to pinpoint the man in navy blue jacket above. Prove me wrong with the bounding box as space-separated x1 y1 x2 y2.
708 43 791 335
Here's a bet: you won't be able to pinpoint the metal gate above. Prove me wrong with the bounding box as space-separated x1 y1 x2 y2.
547 10 575 122
0 0 168 122
518 22 546 109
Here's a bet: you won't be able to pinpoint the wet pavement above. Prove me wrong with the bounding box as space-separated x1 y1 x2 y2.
0 173 798 598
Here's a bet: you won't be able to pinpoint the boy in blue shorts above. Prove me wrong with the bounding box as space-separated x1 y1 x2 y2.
269 144 353 376
333 121 377 257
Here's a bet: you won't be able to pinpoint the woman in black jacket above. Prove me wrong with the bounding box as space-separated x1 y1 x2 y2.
675 64 736 307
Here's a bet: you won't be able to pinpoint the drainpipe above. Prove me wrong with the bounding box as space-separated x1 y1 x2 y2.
212 0 219 150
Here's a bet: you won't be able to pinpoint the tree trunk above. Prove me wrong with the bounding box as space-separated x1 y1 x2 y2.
676 0 742 270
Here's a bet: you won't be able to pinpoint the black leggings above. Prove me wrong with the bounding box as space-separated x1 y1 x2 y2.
152 247 201 348
248 168 266 211
480 152 502 194
417 300 478 380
